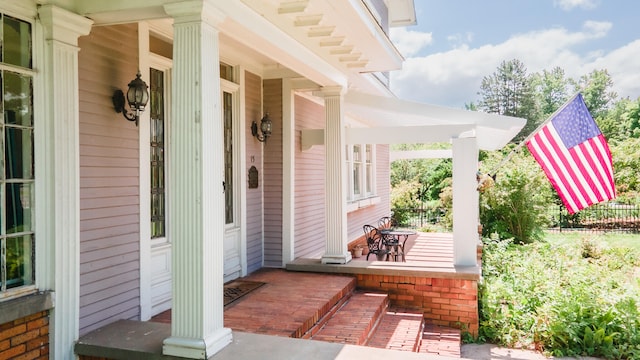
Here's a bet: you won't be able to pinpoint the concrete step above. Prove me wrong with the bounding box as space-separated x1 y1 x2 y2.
311 291 388 346
417 324 462 357
367 307 424 352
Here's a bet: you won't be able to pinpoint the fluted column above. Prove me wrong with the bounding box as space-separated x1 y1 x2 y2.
37 6 92 360
315 87 352 264
163 1 232 358
452 137 479 266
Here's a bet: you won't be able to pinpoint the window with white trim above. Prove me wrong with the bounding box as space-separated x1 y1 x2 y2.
1 14 34 294
346 144 376 202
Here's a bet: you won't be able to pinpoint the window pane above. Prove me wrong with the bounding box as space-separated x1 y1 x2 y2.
223 92 233 224
3 16 31 68
5 126 33 179
353 163 361 196
6 183 32 234
150 68 165 238
5 234 34 289
4 71 33 127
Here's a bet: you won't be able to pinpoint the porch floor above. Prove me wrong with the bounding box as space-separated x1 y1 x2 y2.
76 232 475 360
152 232 470 356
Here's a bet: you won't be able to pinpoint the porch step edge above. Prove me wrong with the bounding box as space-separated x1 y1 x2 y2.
367 307 424 352
311 291 389 346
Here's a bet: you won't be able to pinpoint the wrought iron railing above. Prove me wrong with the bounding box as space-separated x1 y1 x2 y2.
393 203 640 233
545 203 640 233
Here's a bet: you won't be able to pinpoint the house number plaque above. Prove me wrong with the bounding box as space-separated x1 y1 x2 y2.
248 166 259 188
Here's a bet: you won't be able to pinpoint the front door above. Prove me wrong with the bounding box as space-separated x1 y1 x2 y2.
222 80 243 282
146 56 172 317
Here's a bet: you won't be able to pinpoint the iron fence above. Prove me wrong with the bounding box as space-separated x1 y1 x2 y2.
545 203 640 233
393 203 640 233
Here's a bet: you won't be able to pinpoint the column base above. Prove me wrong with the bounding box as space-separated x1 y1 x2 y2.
163 327 232 359
321 252 352 264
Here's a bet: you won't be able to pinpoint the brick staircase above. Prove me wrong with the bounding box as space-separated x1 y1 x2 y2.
305 287 461 357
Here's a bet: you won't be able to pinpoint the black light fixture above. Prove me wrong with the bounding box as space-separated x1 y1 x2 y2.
112 71 149 126
252 113 272 143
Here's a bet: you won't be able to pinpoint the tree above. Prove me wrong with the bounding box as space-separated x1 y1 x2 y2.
477 59 540 141
577 69 617 118
532 67 572 118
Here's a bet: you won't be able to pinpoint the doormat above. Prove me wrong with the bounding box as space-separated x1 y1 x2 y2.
224 280 265 307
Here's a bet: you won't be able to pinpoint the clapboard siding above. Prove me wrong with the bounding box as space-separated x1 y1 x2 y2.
245 71 264 273
263 79 283 267
345 144 391 240
293 95 326 258
78 24 141 335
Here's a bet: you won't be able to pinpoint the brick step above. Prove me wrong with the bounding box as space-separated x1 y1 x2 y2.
367 307 424 352
417 324 462 358
300 291 353 339
311 291 388 346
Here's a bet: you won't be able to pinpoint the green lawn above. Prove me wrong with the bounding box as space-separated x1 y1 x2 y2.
544 231 640 251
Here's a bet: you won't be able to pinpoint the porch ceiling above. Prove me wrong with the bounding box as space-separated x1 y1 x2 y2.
75 0 405 94
344 92 527 150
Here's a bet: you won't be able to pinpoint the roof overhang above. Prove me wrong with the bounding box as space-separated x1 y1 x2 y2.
343 92 526 150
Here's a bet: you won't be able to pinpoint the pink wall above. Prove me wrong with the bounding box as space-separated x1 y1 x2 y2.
245 71 264 273
293 96 326 258
263 79 283 267
78 24 141 335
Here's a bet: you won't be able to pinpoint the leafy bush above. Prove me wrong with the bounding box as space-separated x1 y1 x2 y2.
390 180 422 225
478 234 640 359
479 152 553 244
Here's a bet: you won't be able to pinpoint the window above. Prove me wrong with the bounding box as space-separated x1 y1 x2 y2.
150 68 165 238
1 14 34 293
223 91 233 224
346 144 375 202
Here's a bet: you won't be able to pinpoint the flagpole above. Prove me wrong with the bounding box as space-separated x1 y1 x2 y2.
486 92 582 177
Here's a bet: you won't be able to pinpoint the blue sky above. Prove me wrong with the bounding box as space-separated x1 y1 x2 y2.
390 0 640 108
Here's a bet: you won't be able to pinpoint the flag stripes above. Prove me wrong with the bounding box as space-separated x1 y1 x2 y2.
526 94 615 214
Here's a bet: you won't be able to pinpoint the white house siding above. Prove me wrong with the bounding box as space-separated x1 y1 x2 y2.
293 95 326 258
78 24 141 335
346 144 391 241
245 70 264 273
262 79 283 267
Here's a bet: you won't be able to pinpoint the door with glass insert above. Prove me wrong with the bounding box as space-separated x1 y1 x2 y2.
222 83 242 282
148 66 171 315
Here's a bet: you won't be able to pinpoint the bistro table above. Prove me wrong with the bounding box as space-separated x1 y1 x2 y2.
378 228 416 262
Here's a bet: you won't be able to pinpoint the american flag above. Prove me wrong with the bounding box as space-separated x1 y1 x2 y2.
526 93 616 214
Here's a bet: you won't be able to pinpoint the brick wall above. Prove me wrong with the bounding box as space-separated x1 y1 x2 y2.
0 311 49 360
355 274 479 335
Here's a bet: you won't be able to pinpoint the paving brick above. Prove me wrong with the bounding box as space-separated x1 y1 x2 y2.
312 291 387 346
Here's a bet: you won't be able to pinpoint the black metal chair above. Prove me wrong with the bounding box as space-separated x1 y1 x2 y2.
377 216 404 262
363 224 388 261
377 216 397 230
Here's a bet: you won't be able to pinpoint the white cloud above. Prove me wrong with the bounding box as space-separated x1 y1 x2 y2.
389 21 639 109
390 27 433 57
554 0 598 11
446 32 475 49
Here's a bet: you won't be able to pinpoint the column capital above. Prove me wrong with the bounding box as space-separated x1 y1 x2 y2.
313 86 345 98
164 0 226 26
38 5 93 46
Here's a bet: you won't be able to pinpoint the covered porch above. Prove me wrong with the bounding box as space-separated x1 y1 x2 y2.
75 232 477 359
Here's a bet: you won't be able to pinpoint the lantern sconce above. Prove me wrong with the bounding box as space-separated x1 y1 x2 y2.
252 113 272 143
112 71 149 126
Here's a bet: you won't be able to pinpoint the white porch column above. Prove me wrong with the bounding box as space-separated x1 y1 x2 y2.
315 87 352 264
163 1 232 358
452 137 479 266
36 6 92 360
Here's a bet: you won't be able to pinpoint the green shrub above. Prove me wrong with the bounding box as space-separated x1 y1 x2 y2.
479 154 553 244
478 234 640 359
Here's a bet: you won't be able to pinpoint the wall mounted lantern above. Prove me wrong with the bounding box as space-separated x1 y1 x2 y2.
112 71 149 126
252 113 272 143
